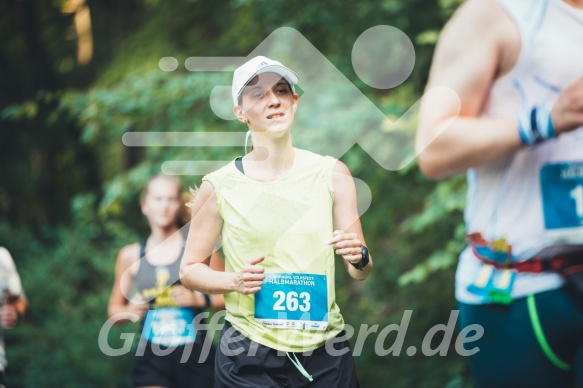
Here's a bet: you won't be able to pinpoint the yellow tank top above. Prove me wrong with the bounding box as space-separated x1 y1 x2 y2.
203 148 344 352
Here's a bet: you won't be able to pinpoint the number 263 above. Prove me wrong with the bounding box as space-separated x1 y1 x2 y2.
273 291 310 312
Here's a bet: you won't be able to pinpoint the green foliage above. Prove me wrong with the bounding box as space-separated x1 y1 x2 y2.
1 195 140 387
399 175 466 285
0 0 473 386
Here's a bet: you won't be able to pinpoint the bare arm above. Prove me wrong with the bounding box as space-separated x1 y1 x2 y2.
208 250 226 309
14 297 27 317
329 161 372 281
0 297 27 329
416 0 523 179
179 181 265 295
173 249 226 309
417 0 583 180
107 244 148 323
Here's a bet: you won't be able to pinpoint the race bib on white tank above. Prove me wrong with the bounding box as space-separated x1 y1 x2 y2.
540 162 583 245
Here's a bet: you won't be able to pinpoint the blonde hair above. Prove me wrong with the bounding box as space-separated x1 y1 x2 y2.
180 186 199 226
186 186 199 207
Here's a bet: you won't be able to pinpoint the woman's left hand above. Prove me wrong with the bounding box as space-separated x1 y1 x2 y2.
327 230 363 266
171 285 207 308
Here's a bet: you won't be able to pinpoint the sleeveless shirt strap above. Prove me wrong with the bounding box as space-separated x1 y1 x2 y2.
526 0 550 45
235 156 245 175
179 226 189 244
139 237 148 259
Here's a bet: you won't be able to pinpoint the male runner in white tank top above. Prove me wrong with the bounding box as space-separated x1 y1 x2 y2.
417 0 583 385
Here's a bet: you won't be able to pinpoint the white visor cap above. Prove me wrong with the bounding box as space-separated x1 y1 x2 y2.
232 56 299 106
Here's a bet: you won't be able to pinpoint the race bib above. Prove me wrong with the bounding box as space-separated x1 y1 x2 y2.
540 162 583 245
254 273 328 331
141 307 196 346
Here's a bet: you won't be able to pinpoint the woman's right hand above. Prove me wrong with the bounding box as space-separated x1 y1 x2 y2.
233 256 265 295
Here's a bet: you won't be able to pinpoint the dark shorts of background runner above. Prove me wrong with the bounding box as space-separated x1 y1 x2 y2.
458 287 583 388
215 321 360 388
131 333 215 388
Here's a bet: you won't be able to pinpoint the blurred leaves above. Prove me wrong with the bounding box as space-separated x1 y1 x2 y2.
0 0 470 386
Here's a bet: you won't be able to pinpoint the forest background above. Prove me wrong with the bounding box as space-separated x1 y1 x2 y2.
0 0 469 386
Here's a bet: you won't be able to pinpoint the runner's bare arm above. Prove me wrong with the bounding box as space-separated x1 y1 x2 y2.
208 250 226 308
173 249 226 308
13 296 27 318
180 181 265 295
416 0 523 179
418 0 583 180
107 244 149 323
0 290 26 329
330 161 372 281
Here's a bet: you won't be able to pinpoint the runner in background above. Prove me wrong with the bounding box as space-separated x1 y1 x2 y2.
108 175 224 388
0 247 27 388
417 0 583 385
180 56 372 387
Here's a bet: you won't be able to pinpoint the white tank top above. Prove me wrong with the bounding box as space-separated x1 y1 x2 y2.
457 0 583 303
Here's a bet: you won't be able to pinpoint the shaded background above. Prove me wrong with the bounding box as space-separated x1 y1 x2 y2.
0 0 469 386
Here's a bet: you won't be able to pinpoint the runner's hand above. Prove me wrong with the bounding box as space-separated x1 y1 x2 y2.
171 285 206 307
0 304 18 329
551 78 583 134
234 256 265 295
328 230 363 266
128 295 149 320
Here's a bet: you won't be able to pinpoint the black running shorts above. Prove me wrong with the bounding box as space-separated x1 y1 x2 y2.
131 335 215 388
215 321 360 388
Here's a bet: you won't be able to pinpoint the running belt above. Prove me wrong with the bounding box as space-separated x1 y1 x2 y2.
473 252 583 274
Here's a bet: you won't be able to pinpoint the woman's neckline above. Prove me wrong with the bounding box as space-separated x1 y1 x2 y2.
142 232 185 267
235 148 298 184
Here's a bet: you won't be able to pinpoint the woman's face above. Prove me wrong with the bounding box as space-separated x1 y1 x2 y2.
235 72 298 134
141 178 182 229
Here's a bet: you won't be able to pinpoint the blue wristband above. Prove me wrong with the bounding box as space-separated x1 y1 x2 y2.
517 101 556 146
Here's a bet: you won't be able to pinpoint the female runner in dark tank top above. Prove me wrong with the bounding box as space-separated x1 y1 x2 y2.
108 175 224 388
